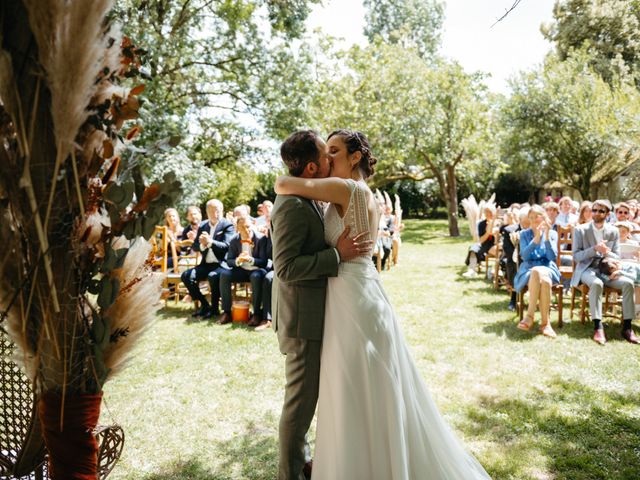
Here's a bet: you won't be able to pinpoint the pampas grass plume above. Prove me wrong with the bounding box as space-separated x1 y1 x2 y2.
23 0 115 160
102 239 163 378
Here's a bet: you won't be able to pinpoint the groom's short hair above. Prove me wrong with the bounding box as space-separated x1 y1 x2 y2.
280 130 321 177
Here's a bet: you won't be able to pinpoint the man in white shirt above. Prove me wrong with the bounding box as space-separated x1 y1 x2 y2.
180 199 235 319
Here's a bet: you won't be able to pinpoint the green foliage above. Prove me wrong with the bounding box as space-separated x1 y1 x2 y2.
114 0 320 206
363 0 444 58
306 41 501 234
542 0 640 87
501 53 640 199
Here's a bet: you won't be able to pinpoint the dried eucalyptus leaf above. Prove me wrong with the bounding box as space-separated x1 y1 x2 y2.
91 313 106 344
97 276 113 309
114 248 128 269
102 244 116 271
103 182 125 205
142 216 156 240
107 204 121 226
134 217 143 237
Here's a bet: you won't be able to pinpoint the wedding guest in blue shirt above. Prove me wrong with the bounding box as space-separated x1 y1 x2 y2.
514 205 561 338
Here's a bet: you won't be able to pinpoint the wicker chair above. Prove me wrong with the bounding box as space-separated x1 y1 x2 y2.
0 332 124 479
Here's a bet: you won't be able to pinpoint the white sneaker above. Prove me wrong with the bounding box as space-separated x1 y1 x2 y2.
462 269 478 278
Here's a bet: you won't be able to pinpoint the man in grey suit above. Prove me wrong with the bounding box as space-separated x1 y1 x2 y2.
571 199 639 345
271 130 369 480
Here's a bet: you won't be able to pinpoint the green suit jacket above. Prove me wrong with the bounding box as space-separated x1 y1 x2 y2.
270 195 339 346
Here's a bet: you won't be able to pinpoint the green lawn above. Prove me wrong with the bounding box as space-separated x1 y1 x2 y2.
104 219 640 480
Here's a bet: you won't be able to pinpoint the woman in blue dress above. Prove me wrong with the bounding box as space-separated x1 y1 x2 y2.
514 205 561 338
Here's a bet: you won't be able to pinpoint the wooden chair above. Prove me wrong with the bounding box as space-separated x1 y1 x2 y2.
150 226 178 273
488 236 507 290
0 332 123 479
570 283 623 324
164 251 201 305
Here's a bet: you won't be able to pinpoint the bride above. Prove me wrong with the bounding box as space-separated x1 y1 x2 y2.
274 129 492 479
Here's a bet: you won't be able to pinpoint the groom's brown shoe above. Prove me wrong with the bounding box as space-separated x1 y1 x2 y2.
217 312 232 325
303 460 313 480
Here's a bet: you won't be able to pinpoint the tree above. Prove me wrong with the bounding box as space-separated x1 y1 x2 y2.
501 54 640 199
363 0 444 58
542 0 640 86
308 42 501 236
114 0 320 207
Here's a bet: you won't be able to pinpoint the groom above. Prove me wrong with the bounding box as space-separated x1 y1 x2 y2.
271 130 367 480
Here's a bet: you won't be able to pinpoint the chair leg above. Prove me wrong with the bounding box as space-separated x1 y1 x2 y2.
580 288 587 324
518 291 525 321
570 287 576 320
557 287 563 328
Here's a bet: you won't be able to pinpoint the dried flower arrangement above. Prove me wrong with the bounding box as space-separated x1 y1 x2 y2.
0 0 181 411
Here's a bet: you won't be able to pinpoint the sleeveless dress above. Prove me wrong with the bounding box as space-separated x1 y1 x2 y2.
312 179 491 480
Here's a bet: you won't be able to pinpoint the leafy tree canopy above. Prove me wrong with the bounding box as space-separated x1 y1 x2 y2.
501 52 640 199
363 0 444 59
542 0 640 86
114 0 319 209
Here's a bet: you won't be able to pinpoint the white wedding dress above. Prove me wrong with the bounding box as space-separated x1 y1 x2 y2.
312 179 491 480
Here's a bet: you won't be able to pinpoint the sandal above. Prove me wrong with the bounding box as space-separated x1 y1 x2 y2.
517 315 534 331
540 324 557 339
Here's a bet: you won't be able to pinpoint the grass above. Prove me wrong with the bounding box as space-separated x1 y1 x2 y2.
104 219 640 480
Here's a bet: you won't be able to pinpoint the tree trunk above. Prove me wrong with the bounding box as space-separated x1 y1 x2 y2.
445 163 460 237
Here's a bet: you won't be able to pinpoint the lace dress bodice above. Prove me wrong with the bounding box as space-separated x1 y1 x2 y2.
324 179 378 266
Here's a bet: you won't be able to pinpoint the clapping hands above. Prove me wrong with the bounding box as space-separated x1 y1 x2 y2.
595 240 610 256
533 221 550 243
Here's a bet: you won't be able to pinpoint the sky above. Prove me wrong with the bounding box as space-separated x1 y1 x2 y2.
307 0 557 93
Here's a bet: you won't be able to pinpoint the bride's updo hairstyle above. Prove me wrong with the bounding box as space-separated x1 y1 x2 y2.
328 129 377 179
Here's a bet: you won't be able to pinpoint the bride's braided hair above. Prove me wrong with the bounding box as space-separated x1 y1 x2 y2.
328 129 377 179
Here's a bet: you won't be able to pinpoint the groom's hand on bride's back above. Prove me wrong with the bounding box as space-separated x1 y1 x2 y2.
336 226 373 262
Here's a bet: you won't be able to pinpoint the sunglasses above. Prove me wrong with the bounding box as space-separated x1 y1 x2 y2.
591 208 607 214
617 210 629 215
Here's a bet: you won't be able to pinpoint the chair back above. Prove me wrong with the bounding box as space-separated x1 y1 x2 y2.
150 226 177 272
0 332 46 477
556 225 573 261
556 225 574 280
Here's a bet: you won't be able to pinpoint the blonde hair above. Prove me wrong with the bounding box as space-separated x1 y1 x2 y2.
529 204 550 223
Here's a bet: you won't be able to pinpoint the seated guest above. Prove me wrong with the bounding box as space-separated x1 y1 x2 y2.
614 202 632 224
571 200 579 215
218 216 271 326
463 206 497 277
376 204 395 270
181 199 235 319
627 199 639 223
571 199 638 345
164 208 184 270
256 224 274 331
514 205 561 338
255 200 273 232
578 201 593 225
555 196 578 227
501 207 530 310
544 201 560 228
617 221 639 246
179 205 202 254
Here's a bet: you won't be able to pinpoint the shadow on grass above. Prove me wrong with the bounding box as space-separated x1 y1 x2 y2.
481 302 630 343
402 219 470 245
462 379 640 480
141 422 279 480
477 299 512 313
141 459 217 480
